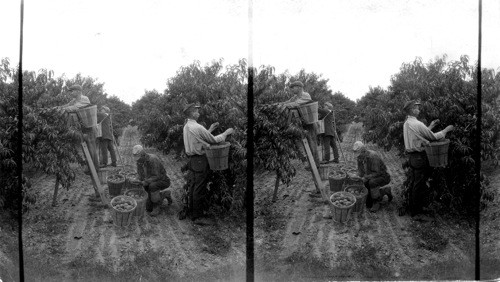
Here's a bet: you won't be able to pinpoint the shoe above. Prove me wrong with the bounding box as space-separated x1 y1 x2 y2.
412 214 434 222
99 164 107 168
160 189 173 205
192 217 214 226
332 159 339 163
386 190 393 203
111 163 117 167
150 205 161 217
370 202 380 212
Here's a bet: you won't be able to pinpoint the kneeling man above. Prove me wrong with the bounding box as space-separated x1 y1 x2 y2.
131 145 172 216
353 141 392 212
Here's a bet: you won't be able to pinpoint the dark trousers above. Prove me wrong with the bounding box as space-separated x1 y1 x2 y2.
323 135 339 161
98 138 117 165
145 179 171 211
364 174 391 207
187 155 210 219
408 152 431 216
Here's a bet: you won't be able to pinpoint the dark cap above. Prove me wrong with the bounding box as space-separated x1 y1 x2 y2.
183 103 200 115
68 85 82 92
289 81 304 88
403 100 421 112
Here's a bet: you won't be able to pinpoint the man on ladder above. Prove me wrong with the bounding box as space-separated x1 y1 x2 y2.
279 81 320 170
59 84 99 174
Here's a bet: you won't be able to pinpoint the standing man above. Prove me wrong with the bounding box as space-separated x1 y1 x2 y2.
403 100 454 221
131 145 172 216
59 84 99 174
353 141 392 212
318 102 339 163
280 81 320 169
96 106 117 167
183 103 234 225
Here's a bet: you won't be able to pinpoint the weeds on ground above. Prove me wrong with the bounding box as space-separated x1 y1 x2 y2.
410 222 449 252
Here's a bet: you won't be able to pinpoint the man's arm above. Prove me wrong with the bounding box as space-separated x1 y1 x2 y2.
63 96 91 112
196 126 230 145
283 92 312 108
144 157 167 184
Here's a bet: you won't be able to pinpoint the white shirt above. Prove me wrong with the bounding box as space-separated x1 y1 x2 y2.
183 119 226 156
403 116 445 152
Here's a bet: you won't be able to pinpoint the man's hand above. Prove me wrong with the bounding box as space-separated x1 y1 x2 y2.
445 125 454 133
209 122 219 132
429 119 440 129
224 128 234 136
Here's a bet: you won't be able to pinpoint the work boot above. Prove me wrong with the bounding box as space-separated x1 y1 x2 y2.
111 162 117 167
380 186 393 203
150 204 161 217
160 189 173 205
370 201 381 212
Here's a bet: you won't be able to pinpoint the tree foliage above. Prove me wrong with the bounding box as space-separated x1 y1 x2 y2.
357 55 500 214
0 58 132 215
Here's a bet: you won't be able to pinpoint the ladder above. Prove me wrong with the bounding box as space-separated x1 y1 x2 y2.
80 139 109 205
272 108 328 202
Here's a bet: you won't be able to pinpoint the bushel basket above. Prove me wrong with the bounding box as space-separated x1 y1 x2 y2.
329 191 356 223
206 142 231 171
328 170 346 192
110 195 137 227
76 105 98 128
297 101 318 124
424 139 450 168
344 185 368 213
107 174 126 197
124 188 148 217
318 164 331 180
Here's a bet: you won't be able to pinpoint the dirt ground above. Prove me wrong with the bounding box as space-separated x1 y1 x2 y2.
253 122 481 281
1 123 499 281
18 126 246 281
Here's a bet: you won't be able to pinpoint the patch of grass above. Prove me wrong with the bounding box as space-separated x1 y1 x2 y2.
193 225 232 256
401 259 474 280
480 256 500 280
410 222 449 252
351 243 393 280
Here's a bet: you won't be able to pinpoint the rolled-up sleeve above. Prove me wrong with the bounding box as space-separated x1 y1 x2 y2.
414 122 445 141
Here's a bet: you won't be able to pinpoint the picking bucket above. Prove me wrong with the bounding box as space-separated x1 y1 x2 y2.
328 170 346 192
329 191 356 223
344 185 368 213
110 195 137 227
424 139 450 168
76 105 97 128
297 101 318 124
107 174 126 197
318 164 331 180
124 188 148 217
96 122 102 137
206 142 231 171
316 119 325 134
124 172 141 190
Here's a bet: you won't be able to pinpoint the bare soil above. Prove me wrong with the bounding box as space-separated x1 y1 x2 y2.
254 122 477 281
20 126 246 281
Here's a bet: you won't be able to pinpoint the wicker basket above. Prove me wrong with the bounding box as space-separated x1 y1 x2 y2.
344 185 368 213
76 105 97 128
124 188 148 217
107 174 126 197
297 101 318 124
206 142 231 171
424 139 450 168
110 195 137 227
328 170 346 192
329 191 356 223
